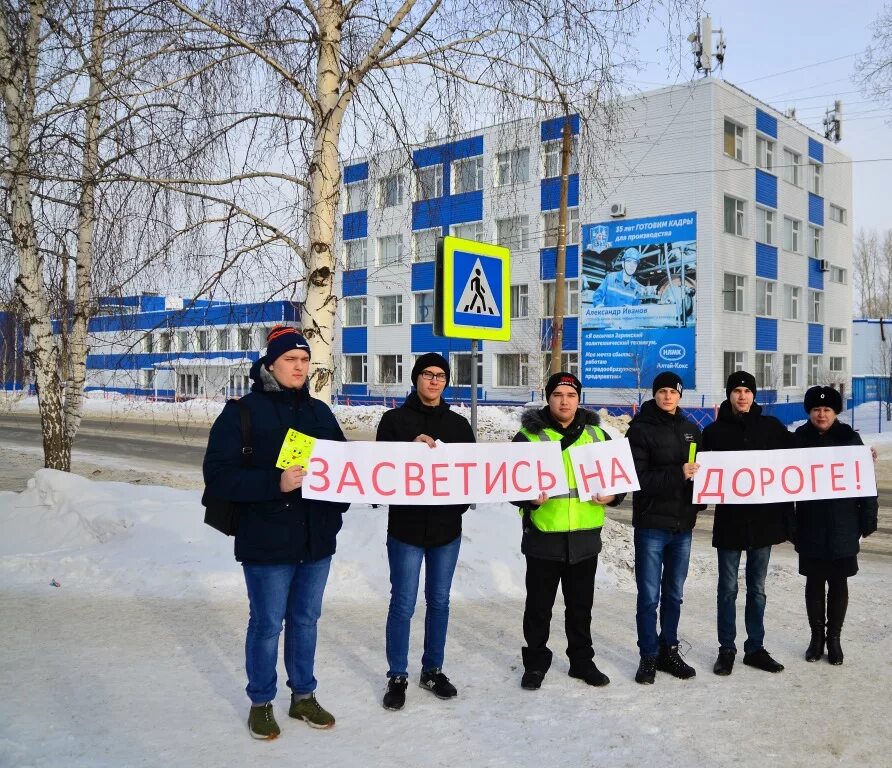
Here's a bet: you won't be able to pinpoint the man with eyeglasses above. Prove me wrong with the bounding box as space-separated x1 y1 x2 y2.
375 352 475 711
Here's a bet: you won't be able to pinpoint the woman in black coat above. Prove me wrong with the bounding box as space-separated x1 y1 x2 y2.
794 386 878 666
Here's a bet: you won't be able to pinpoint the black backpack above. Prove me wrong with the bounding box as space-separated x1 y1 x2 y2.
202 399 252 536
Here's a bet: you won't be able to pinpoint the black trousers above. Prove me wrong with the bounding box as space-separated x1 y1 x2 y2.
805 574 849 635
522 554 598 672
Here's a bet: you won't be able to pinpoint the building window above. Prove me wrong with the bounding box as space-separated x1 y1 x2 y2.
344 297 367 327
344 355 367 384
784 217 801 252
723 351 746 383
376 354 403 385
378 173 405 208
229 373 250 396
830 266 847 284
142 333 154 353
808 290 823 323
830 204 847 224
510 284 529 319
723 119 744 161
216 329 229 351
414 292 433 324
451 220 485 242
378 295 403 325
141 369 155 389
724 273 745 312
756 279 775 317
829 327 846 344
344 180 367 213
452 156 484 194
542 351 579 380
756 207 775 245
755 352 774 390
783 354 801 387
451 353 483 386
808 355 821 386
782 148 801 186
496 215 531 251
160 331 172 352
415 165 443 200
784 285 801 320
756 136 775 171
496 147 530 186
238 327 252 351
496 353 530 387
809 161 822 195
177 331 189 352
724 196 745 236
542 208 580 247
198 330 209 351
345 238 368 270
178 373 201 396
412 228 439 263
808 226 822 260
377 235 403 267
543 136 578 178
544 279 579 316
829 357 846 373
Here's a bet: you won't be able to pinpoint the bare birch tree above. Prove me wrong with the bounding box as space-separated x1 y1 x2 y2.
163 0 693 403
856 2 892 105
853 228 892 318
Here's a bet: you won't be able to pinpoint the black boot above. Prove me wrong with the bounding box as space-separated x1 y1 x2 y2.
826 635 844 665
805 576 827 662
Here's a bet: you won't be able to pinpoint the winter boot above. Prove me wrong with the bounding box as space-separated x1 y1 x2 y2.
713 648 736 676
742 648 784 672
419 668 458 699
826 578 848 666
805 580 826 662
634 656 657 685
805 630 825 662
521 670 545 690
826 635 844 665
289 693 335 729
568 661 610 687
382 675 408 711
656 644 696 679
247 702 281 740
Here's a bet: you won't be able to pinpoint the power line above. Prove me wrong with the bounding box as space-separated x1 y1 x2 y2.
737 53 860 85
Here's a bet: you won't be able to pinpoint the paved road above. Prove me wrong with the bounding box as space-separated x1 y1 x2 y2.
3 411 890 556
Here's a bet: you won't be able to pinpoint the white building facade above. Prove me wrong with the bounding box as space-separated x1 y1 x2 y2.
334 78 853 413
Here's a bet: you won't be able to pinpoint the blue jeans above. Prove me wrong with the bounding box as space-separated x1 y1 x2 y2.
386 534 461 677
635 528 692 658
242 557 331 703
716 546 771 654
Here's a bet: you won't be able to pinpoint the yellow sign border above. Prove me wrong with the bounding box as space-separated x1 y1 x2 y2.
439 236 511 341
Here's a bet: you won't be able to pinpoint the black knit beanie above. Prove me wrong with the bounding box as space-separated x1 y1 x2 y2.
651 371 683 396
411 352 450 386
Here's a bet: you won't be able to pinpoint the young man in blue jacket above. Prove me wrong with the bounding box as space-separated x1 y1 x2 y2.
203 326 349 739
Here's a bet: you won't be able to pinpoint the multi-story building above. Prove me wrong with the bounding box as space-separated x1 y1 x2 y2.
334 77 853 409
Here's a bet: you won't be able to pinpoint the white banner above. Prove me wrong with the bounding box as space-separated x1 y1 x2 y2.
301 440 569 505
568 438 640 497
692 446 876 505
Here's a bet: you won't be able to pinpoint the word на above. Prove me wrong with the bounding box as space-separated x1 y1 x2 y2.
569 437 641 497
693 445 876 505
302 440 569 505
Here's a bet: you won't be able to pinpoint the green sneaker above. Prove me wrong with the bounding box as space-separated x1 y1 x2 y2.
289 693 335 729
247 702 281 740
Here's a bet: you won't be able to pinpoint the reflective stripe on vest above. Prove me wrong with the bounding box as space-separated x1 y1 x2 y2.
520 423 607 532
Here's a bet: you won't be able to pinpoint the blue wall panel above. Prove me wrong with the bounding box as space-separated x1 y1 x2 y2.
411 323 474 353
86 350 260 371
808 138 824 163
342 269 367 297
539 245 580 280
412 191 483 234
342 211 368 240
808 323 824 354
755 243 778 280
808 193 824 226
755 169 777 209
412 199 442 231
756 109 778 138
339 383 369 397
808 258 825 290
541 316 579 351
540 175 580 210
755 317 777 351
343 162 369 184
342 326 368 354
88 300 298 333
411 261 435 292
412 136 483 168
540 114 580 141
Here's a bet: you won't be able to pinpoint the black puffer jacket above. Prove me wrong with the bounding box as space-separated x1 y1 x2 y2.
626 399 703 532
376 391 475 547
794 419 878 560
203 359 349 564
701 401 794 550
512 406 624 564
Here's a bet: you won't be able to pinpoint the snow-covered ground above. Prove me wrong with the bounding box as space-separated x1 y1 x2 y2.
1 394 890 767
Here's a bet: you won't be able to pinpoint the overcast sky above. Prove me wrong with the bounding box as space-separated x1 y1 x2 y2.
631 0 891 233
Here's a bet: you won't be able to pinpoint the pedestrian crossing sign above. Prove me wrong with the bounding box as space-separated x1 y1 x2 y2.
434 235 511 341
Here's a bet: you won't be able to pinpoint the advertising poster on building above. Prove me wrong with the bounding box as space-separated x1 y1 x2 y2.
580 212 697 389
